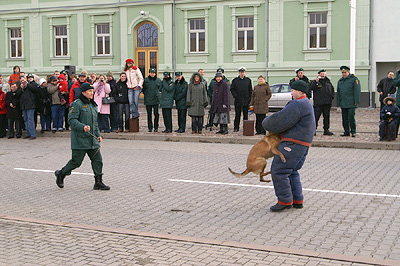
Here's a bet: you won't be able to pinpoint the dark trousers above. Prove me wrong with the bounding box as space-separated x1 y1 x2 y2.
118 103 130 131
162 108 172 131
314 104 331 131
234 105 249 130
341 108 356 134
146 104 159 131
8 118 22 138
64 106 70 130
40 114 52 131
177 109 187 131
97 114 110 133
271 143 309 205
61 149 103 177
110 103 119 131
0 114 7 137
191 116 204 132
207 105 215 126
255 114 266 134
379 120 396 140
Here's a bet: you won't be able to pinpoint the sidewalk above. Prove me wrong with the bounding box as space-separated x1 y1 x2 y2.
44 106 400 150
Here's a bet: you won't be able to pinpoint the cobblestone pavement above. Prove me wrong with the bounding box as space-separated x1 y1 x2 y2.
1 138 399 265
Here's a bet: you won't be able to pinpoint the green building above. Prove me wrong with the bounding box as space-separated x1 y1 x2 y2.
0 0 372 106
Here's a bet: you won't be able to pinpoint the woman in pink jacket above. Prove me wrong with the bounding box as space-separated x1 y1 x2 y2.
93 74 112 133
124 59 144 119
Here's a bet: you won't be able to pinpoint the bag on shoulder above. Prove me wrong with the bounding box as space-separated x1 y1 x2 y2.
102 96 116 104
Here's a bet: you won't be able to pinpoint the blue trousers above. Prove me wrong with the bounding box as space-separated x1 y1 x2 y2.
271 142 309 205
128 88 141 118
51 104 65 130
22 108 36 137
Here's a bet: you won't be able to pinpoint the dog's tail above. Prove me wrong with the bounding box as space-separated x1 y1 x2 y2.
228 167 251 178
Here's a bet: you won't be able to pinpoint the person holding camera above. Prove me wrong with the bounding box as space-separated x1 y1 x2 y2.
379 97 400 141
93 74 112 133
20 74 39 139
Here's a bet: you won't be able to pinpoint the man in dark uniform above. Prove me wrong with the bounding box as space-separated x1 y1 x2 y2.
55 83 110 190
377 71 396 111
230 66 252 132
142 68 162 132
160 72 174 133
309 69 335 135
205 68 229 129
173 72 188 133
289 68 311 98
263 80 315 212
337 66 361 137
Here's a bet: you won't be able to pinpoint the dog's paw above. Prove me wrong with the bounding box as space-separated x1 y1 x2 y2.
260 179 271 183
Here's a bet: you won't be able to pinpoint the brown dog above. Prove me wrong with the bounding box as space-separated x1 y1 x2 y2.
228 132 286 182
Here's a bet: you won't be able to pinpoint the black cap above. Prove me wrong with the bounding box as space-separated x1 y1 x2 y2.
149 68 157 73
216 68 224 73
215 72 223 78
296 68 304 74
78 73 86 77
80 83 93 92
318 69 326 74
27 73 34 79
175 71 182 76
340 66 350 72
291 80 309 94
163 71 170 76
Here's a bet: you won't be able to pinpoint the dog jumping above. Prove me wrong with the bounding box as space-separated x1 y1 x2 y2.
228 132 286 182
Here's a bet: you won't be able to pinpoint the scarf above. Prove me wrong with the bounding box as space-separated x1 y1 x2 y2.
97 81 104 96
258 82 266 86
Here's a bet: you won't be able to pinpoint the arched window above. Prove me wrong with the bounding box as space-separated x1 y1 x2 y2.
136 22 158 48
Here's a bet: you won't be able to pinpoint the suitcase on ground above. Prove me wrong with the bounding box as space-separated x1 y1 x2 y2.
129 118 139 132
243 120 255 136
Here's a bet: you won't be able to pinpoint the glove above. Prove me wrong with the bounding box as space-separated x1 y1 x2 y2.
223 105 227 108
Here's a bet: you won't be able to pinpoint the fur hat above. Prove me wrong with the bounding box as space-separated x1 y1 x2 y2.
39 78 47 86
384 96 396 105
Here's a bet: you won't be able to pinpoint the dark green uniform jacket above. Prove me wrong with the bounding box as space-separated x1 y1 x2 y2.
174 77 188 110
142 75 162 105
337 74 361 108
160 78 175 108
392 72 400 107
68 94 101 150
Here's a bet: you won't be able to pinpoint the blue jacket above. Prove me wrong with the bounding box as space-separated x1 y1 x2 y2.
380 104 400 121
262 97 315 146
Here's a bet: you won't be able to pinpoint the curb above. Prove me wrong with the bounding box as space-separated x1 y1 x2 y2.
1 215 398 266
40 131 400 150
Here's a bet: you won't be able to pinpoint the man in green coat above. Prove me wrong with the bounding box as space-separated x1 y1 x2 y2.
337 66 361 137
160 72 174 133
142 68 162 132
54 83 110 190
173 72 188 133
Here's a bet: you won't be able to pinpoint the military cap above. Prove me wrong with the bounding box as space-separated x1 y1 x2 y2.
163 71 170 76
318 69 326 74
149 68 157 73
216 67 224 73
26 73 34 79
340 66 350 72
238 66 246 72
80 83 94 92
295 68 304 74
60 70 68 75
175 71 182 76
215 72 223 78
291 80 309 94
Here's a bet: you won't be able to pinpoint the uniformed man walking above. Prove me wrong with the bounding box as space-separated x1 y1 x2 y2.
55 83 110 190
337 66 361 137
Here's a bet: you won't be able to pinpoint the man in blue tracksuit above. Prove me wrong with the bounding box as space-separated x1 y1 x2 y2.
262 80 316 212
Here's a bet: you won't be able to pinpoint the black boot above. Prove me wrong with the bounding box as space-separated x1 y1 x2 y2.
270 203 292 212
221 124 228 135
216 125 223 134
323 130 334 136
94 176 110 190
55 170 66 188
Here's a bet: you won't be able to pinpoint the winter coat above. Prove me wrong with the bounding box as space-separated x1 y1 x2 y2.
337 74 361 109
5 89 22 119
20 80 39 110
230 76 252 106
0 90 6 115
58 74 68 93
68 94 101 150
160 78 174 109
187 73 208 116
8 73 20 85
93 81 111 114
69 80 88 104
114 79 129 104
126 67 144 89
107 78 118 105
37 85 51 115
208 77 230 104
377 77 396 102
212 80 230 113
174 77 188 110
290 76 311 98
309 77 335 106
47 83 62 105
143 76 162 105
250 82 272 114
380 103 400 122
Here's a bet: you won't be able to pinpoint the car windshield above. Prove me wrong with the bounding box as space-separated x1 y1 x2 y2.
270 85 280 93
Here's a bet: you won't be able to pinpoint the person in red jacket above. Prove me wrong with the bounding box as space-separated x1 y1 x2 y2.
69 74 88 104
0 86 7 138
8 66 21 85
58 73 68 105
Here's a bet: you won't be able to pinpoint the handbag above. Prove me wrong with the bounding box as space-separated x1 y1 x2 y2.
102 96 116 104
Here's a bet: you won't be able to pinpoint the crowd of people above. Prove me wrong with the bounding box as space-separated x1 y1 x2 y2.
0 60 399 141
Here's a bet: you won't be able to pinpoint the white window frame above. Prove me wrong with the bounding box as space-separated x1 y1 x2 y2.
308 12 328 50
189 19 206 53
236 16 254 52
54 25 68 57
9 28 23 59
96 23 111 55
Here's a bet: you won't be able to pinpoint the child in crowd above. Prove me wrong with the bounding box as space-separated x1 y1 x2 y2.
379 96 400 141
58 73 69 105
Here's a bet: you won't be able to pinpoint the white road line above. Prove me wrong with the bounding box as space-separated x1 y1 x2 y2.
14 168 93 176
168 179 400 198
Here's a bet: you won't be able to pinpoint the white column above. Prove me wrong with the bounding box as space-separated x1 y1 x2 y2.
91 16 95 57
303 4 308 51
20 19 25 58
49 17 53 58
67 16 70 57
253 6 258 52
205 9 209 53
184 10 188 54
4 21 8 59
216 3 223 65
350 0 356 74
231 7 236 53
109 14 113 55
77 12 84 67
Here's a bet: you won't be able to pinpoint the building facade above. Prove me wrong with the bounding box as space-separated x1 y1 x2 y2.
0 0 373 106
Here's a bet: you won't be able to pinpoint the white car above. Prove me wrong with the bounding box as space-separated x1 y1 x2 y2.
268 83 312 109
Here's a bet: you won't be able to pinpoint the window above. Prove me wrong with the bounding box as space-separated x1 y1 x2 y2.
237 16 254 51
136 23 158 48
309 12 327 49
54 26 68 56
96 24 110 55
9 28 22 58
189 19 205 53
